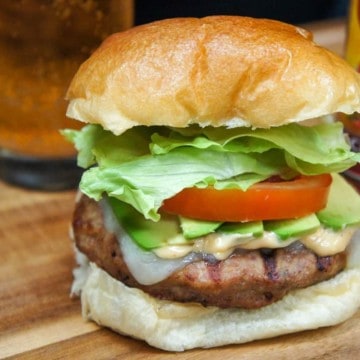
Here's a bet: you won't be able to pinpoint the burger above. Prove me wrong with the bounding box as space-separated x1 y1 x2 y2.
64 16 360 351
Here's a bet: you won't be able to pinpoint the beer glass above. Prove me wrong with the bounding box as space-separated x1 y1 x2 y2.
0 0 133 190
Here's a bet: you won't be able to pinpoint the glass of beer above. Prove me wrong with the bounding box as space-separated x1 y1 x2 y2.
0 0 133 190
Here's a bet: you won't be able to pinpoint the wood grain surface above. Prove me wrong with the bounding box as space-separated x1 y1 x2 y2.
1 172 359 359
1 18 359 360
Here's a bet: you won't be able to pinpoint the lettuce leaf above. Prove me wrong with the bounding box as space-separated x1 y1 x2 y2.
63 125 152 168
66 122 359 221
80 148 285 221
152 122 360 172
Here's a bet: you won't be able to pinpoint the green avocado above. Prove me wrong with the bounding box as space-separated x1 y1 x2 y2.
317 173 360 230
264 214 320 240
219 221 264 237
179 216 222 239
108 197 181 249
108 173 360 251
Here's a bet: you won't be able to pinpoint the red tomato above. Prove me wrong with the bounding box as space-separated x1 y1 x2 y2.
161 174 332 222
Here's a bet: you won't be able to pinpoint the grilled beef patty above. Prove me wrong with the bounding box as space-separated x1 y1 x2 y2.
72 195 347 309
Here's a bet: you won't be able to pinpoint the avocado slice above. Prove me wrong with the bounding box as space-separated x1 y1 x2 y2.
317 173 360 230
179 216 222 239
108 197 182 249
219 221 264 237
108 173 360 250
264 214 320 240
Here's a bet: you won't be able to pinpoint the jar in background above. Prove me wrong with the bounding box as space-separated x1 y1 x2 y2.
0 0 133 190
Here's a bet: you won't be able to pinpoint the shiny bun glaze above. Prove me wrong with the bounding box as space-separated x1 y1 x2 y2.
66 16 360 134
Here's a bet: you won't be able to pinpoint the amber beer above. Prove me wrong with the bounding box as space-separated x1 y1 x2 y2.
0 0 133 189
340 0 360 189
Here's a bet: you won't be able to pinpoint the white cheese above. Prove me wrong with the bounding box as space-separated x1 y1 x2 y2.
101 199 197 285
101 198 355 285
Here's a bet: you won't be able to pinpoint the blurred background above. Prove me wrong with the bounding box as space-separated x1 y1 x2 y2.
135 0 350 25
0 0 353 192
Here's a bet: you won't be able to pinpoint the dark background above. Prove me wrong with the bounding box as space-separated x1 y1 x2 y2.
135 0 349 25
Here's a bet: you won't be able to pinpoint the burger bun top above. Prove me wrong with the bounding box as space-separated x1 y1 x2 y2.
66 16 360 135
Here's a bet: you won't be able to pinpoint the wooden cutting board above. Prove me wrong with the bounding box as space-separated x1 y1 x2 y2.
1 18 359 360
0 176 359 359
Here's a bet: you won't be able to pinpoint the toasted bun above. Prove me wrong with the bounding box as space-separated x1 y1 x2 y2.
72 233 360 352
66 16 360 135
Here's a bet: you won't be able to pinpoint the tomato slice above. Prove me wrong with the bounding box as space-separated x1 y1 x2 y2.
161 174 332 222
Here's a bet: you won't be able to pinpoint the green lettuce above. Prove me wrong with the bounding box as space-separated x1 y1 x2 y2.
63 125 152 168
64 122 359 221
80 148 285 221
152 122 360 174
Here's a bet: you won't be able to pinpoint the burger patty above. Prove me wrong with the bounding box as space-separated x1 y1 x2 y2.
72 195 347 309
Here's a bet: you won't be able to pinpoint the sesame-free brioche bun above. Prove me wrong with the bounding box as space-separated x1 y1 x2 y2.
66 16 360 135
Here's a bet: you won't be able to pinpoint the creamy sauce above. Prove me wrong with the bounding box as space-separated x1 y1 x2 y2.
153 226 356 260
101 198 356 285
301 226 357 256
154 245 194 259
101 199 198 285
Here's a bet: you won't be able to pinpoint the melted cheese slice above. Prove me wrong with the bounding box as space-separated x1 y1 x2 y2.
101 199 356 285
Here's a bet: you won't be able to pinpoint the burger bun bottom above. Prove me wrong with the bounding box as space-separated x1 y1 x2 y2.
72 232 360 352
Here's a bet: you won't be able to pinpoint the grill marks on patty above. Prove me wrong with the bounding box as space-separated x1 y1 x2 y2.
72 195 347 309
261 250 279 281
